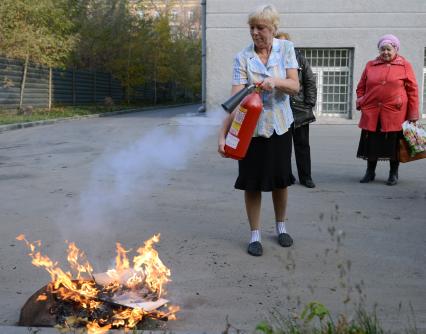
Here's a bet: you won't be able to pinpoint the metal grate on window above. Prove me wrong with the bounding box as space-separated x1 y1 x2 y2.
424 48 426 66
297 48 353 117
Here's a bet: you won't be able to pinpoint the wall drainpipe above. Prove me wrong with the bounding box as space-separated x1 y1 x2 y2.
198 0 207 113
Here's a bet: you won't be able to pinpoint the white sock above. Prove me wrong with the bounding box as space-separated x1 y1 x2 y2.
276 221 287 235
250 230 261 243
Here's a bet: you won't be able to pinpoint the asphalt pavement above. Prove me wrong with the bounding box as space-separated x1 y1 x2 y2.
0 105 425 333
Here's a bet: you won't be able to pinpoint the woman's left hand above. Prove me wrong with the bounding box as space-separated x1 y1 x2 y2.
259 77 275 91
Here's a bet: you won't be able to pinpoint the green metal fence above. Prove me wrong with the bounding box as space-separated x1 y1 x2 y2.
0 56 193 109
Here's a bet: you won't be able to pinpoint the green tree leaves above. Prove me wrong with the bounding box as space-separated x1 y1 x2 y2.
0 0 77 67
0 0 201 102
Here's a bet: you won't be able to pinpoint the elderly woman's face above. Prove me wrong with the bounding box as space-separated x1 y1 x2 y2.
379 44 397 62
250 20 274 49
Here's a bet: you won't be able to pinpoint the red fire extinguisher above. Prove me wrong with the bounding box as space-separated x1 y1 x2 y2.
222 85 263 160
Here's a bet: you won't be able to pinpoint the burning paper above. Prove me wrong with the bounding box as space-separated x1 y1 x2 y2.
93 270 168 311
16 234 179 333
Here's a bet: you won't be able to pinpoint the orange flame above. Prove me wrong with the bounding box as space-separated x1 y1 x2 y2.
115 242 130 271
106 242 131 283
66 241 94 280
86 322 112 334
133 234 171 297
17 233 179 331
16 234 99 303
112 308 145 328
36 294 48 302
165 305 181 320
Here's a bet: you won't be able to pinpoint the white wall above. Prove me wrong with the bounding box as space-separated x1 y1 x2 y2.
206 0 426 118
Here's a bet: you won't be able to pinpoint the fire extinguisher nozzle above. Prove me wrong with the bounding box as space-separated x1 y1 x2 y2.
220 103 232 112
221 84 256 112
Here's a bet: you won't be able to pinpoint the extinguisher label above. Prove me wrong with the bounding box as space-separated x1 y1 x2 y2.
229 121 241 136
229 106 247 136
235 107 247 123
225 133 239 149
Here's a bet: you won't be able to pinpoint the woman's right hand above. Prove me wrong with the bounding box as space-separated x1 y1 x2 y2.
356 96 364 110
218 106 238 158
259 78 275 92
218 135 227 157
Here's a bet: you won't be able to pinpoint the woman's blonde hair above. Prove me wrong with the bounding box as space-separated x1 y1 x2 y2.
248 4 280 33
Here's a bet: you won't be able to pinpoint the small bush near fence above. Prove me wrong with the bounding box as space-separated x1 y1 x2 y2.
0 106 120 125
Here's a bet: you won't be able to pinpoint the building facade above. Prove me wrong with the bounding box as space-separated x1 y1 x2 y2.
131 0 200 37
205 0 426 119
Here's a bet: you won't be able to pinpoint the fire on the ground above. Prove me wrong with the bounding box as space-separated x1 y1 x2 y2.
16 233 179 334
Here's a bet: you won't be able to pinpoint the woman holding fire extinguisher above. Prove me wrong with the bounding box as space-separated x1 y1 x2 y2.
218 4 300 256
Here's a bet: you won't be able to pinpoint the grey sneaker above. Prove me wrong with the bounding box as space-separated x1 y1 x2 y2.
278 233 293 247
247 241 263 256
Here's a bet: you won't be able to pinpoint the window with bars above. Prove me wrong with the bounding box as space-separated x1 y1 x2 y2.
297 48 353 117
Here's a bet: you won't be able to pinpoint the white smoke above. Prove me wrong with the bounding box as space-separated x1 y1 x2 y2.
57 107 226 259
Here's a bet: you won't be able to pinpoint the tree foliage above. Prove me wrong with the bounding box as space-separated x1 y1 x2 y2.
0 0 201 101
171 36 201 97
0 0 77 67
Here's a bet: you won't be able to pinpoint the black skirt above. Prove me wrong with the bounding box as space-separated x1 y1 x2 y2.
356 127 401 161
235 131 293 191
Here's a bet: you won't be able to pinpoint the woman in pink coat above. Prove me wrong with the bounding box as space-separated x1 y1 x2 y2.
356 34 419 185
